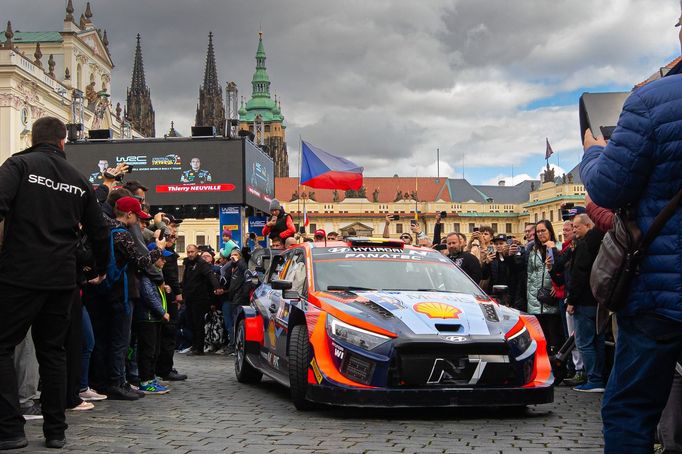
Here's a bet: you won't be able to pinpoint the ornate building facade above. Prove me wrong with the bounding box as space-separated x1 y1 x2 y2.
239 32 289 177
195 32 225 135
0 1 141 165
125 34 155 137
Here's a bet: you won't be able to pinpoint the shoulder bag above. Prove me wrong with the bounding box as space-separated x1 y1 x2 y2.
590 188 682 311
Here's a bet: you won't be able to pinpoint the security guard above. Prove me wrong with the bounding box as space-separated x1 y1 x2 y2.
0 117 109 450
180 157 212 184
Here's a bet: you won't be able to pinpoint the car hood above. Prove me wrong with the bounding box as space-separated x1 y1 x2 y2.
312 290 518 337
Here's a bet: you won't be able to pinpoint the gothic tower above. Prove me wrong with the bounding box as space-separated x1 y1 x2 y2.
239 31 289 177
126 34 155 137
195 32 225 135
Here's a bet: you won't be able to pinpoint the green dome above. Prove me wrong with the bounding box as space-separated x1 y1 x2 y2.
239 32 284 125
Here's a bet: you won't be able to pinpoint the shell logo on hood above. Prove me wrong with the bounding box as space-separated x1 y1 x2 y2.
413 302 462 319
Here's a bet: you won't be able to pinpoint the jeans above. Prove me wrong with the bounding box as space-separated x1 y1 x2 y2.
134 322 161 383
187 298 211 352
80 306 94 391
0 283 75 440
156 300 177 377
573 305 604 385
90 299 133 388
222 302 238 348
14 329 39 408
65 295 83 409
602 315 682 453
658 365 682 453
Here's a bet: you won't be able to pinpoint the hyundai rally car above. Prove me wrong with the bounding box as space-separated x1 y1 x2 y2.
234 238 554 409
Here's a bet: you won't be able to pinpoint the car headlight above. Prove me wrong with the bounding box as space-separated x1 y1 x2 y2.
326 315 389 351
506 326 536 361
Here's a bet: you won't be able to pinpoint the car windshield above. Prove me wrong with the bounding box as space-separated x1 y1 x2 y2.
311 247 485 296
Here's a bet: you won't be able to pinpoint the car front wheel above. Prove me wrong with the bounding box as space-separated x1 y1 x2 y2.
288 324 315 410
235 319 262 384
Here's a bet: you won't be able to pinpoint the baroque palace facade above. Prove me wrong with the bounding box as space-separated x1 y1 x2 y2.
0 2 149 166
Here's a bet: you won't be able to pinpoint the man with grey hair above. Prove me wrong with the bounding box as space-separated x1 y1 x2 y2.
565 213 605 393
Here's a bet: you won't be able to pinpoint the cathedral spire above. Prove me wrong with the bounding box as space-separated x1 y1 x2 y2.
126 34 155 137
131 34 146 92
202 32 220 93
195 32 225 135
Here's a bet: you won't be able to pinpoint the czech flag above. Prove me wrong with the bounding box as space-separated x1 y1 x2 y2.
300 141 364 190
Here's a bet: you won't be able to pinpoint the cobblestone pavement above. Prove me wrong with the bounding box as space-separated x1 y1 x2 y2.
22 354 604 453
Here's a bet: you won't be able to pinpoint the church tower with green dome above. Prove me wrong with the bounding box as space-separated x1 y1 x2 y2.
239 31 289 177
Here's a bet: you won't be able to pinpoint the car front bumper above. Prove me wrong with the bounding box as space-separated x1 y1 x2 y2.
306 383 553 408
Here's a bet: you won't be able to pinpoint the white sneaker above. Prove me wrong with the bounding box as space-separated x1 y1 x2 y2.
22 402 43 421
69 401 95 411
177 347 192 354
79 387 107 401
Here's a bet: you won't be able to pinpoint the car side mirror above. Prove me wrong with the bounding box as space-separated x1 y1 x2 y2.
492 285 509 296
271 279 292 291
283 290 301 300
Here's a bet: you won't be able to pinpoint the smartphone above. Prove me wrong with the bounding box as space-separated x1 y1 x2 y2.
487 245 494 254
473 227 480 233
410 219 417 227
392 214 400 221
440 211 447 218
506 239 513 246
298 226 305 234
546 247 554 263
158 230 165 241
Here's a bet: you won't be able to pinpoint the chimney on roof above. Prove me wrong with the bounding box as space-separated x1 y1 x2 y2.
498 180 506 186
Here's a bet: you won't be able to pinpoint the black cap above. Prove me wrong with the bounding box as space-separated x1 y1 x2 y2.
166 214 183 225
492 234 507 243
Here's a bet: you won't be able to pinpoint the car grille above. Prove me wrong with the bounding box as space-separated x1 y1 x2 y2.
390 343 522 388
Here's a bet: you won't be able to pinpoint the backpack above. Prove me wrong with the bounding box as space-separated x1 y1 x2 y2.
95 227 130 313
590 188 682 312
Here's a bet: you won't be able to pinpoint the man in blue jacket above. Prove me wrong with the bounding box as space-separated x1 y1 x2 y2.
580 14 682 452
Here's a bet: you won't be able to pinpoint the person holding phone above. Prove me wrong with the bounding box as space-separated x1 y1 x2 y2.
526 220 563 355
262 199 295 244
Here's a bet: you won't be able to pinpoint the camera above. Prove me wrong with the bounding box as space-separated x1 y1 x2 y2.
440 211 447 218
389 214 400 221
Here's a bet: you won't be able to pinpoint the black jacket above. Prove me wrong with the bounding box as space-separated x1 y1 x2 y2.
182 256 220 301
0 143 109 290
566 229 604 307
221 258 248 305
162 247 182 297
448 251 482 284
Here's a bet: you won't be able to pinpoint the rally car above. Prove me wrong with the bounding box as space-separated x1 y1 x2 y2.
234 238 554 410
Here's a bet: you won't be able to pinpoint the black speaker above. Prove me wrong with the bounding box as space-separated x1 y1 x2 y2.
237 129 255 141
191 126 216 137
66 123 82 142
88 129 112 140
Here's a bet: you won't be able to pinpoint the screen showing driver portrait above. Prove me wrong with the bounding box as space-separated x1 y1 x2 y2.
65 139 247 206
180 157 213 184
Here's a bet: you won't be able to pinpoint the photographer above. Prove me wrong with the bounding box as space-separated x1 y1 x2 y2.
484 234 519 307
262 199 295 242
579 8 682 449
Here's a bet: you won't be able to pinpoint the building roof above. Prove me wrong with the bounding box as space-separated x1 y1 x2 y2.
473 180 538 204
275 177 452 204
635 56 682 88
0 31 63 44
446 179 487 203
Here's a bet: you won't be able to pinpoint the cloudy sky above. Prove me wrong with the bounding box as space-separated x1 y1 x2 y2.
5 0 681 183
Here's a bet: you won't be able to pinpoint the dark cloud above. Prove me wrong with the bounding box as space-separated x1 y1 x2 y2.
3 0 680 179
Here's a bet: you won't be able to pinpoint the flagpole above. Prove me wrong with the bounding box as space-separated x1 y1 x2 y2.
298 136 302 229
